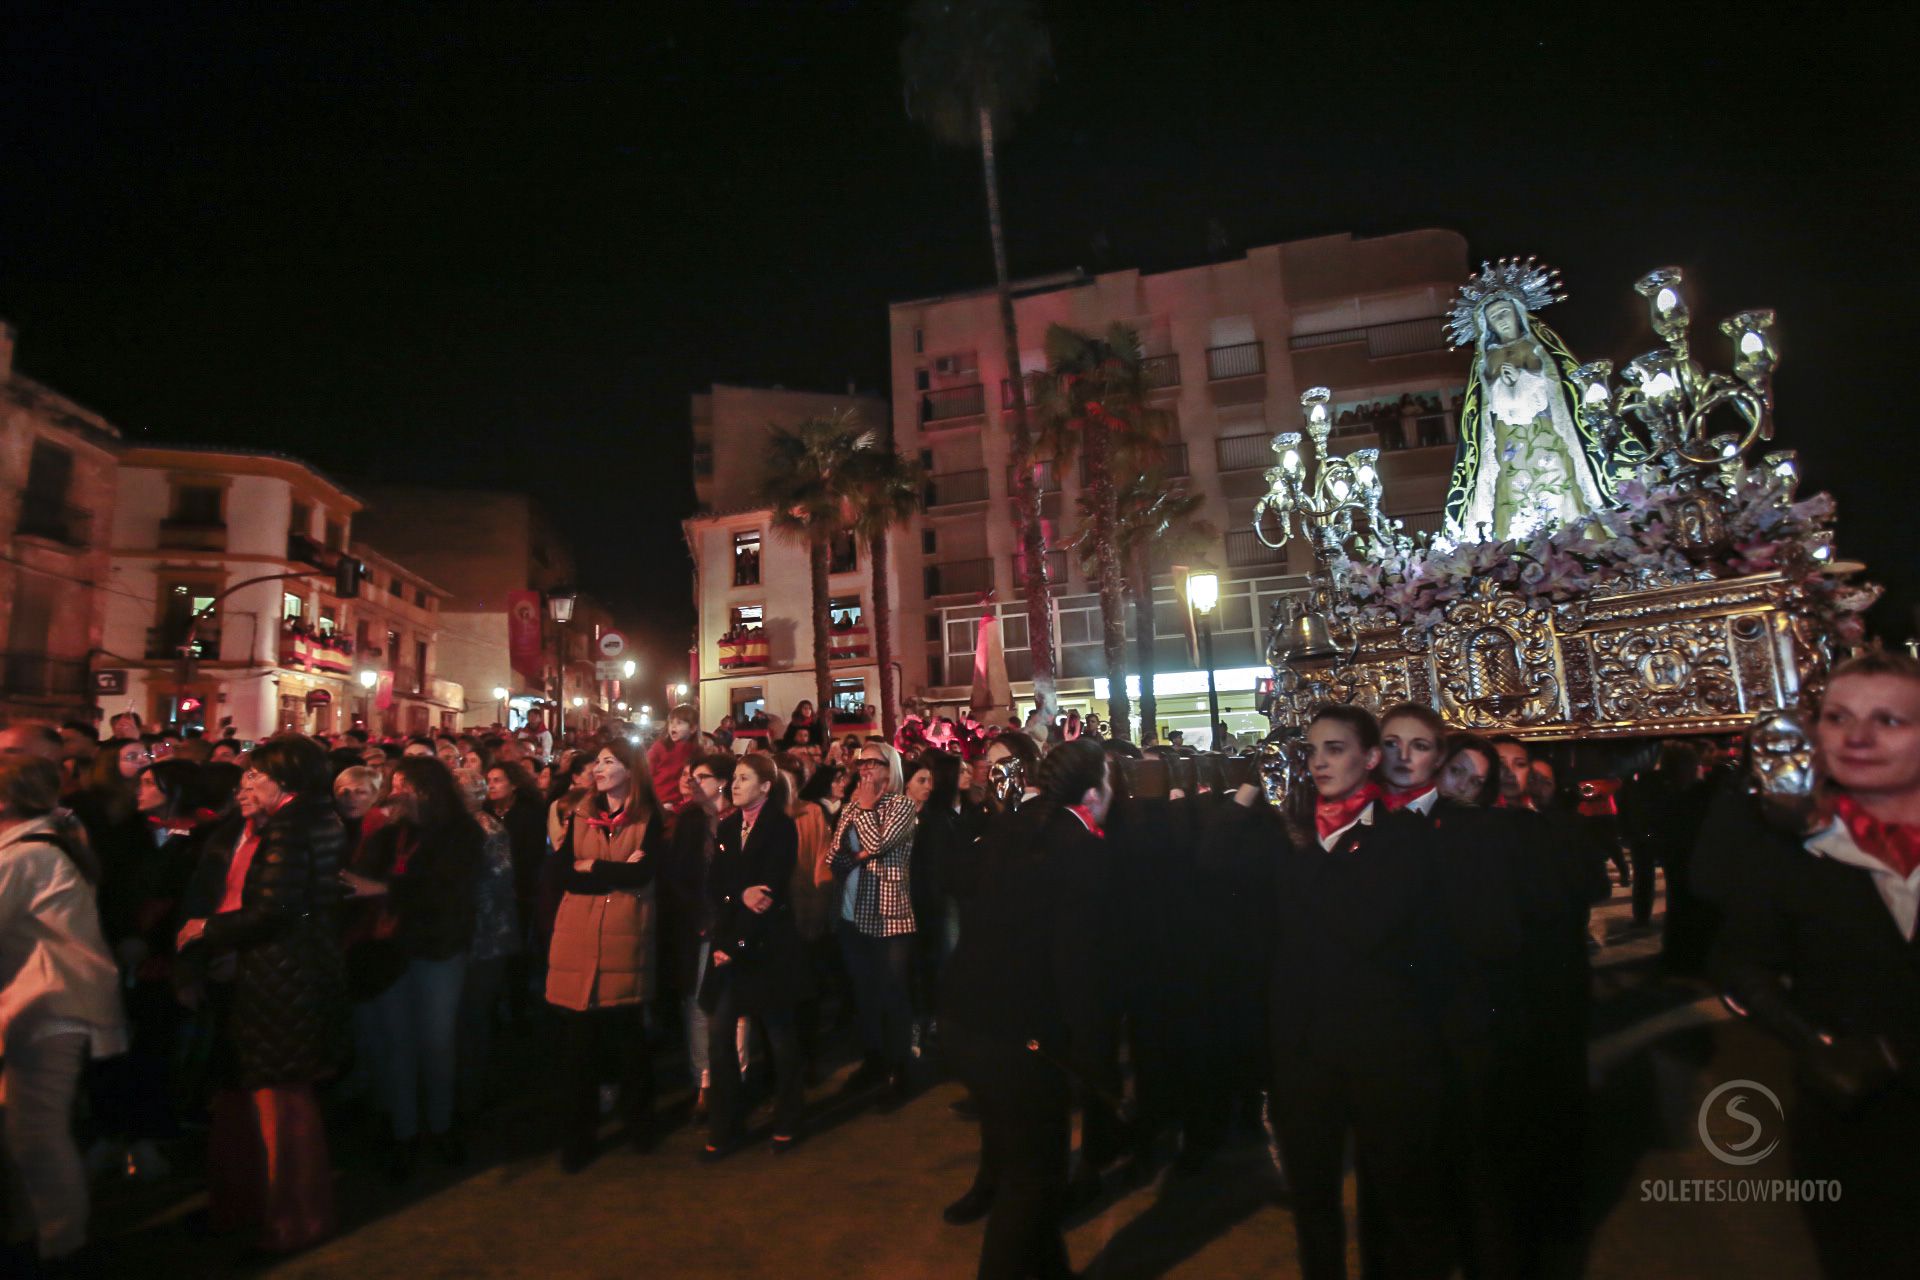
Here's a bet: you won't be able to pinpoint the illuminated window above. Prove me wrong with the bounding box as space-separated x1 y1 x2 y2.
731 604 764 633
829 532 857 574
829 596 864 628
732 531 762 586
831 677 866 715
283 592 304 621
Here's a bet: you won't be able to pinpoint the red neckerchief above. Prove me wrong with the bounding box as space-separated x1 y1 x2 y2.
1315 782 1382 841
148 810 209 838
1067 805 1105 839
583 796 634 835
1381 784 1437 813
1829 793 1920 878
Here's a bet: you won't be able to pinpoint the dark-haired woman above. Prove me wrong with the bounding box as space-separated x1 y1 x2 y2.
942 738 1114 1280
485 761 547 1019
1252 705 1456 1280
175 736 346 1256
340 756 482 1178
905 752 964 1051
700 754 809 1156
546 740 662 1170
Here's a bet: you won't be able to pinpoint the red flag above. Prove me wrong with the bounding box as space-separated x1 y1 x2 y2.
508 590 543 681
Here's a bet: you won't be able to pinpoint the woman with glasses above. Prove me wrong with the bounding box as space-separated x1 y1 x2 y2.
175 736 347 1257
828 742 919 1108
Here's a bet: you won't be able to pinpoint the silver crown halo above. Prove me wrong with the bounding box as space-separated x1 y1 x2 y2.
1445 257 1566 349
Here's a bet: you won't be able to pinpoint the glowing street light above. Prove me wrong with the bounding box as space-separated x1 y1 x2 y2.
1184 570 1222 744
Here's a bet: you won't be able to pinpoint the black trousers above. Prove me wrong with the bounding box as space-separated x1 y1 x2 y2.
948 1029 1074 1280
1269 1052 1454 1280
838 924 914 1069
1793 1088 1920 1280
705 983 803 1145
556 1005 654 1154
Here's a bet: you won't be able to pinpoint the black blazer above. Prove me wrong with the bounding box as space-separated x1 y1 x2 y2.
941 806 1113 1084
1712 797 1920 1076
701 807 808 1016
1260 804 1455 1066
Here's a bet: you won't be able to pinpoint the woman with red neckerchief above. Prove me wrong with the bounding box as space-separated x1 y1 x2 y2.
1715 651 1920 1280
1261 703 1456 1280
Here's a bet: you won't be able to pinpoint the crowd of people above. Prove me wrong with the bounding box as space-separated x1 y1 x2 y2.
1 652 1917 1278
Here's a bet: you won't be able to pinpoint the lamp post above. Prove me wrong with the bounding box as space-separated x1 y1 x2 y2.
1185 570 1222 746
492 686 509 728
358 668 378 729
545 590 577 744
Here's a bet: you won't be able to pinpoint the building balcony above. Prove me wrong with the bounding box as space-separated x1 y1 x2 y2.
1006 461 1064 495
999 372 1043 411
158 517 228 552
1288 314 1447 359
393 664 424 697
278 625 354 675
1142 353 1180 390
925 469 990 509
1206 341 1265 381
14 497 92 549
1011 549 1069 589
1215 434 1275 473
1082 442 1188 484
921 384 987 424
924 557 994 599
1225 528 1290 569
2 652 87 699
717 630 771 670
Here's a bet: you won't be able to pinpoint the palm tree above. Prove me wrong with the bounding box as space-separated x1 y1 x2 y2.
760 411 876 728
1035 322 1165 735
901 0 1058 717
1111 480 1212 745
845 447 926 740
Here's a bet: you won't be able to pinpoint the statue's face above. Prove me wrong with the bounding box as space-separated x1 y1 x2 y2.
1484 300 1521 343
1749 710 1816 799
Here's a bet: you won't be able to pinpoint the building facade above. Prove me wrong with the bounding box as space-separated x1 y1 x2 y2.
685 384 892 734
350 485 587 730
103 446 364 739
347 542 462 736
0 321 121 726
887 228 1473 742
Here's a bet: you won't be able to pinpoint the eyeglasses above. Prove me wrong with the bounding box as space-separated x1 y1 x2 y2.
691 772 717 784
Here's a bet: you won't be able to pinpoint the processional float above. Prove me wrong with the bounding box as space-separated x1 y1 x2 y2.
1250 260 1877 798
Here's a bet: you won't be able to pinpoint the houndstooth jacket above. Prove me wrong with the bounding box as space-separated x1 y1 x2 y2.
827 794 918 937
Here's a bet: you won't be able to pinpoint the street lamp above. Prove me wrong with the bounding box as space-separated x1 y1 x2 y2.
358 668 378 730
545 591 577 624
492 686 509 727
622 659 636 680
1185 570 1222 748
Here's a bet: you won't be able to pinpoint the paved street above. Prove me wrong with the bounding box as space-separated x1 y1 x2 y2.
87 875 1825 1278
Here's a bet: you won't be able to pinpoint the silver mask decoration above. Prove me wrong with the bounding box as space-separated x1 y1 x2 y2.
1747 708 1821 834
987 757 1026 810
1254 731 1311 807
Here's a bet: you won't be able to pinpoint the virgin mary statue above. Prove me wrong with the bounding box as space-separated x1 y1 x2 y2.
1442 258 1618 541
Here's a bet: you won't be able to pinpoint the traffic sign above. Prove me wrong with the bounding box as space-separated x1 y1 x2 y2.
92 670 127 695
594 660 628 681
598 631 626 658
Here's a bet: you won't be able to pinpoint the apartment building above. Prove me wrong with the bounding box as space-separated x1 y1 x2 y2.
0 320 121 725
889 228 1471 741
685 383 892 731
103 446 366 738
347 542 462 736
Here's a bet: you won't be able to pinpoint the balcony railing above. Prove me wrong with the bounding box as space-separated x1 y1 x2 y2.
1007 461 1063 495
999 373 1043 411
1011 549 1069 588
1215 433 1274 473
1142 353 1180 389
1 652 88 698
925 469 990 508
394 664 424 697
14 496 91 548
922 384 987 423
1206 341 1265 381
1081 442 1189 484
1226 529 1290 568
924 557 994 598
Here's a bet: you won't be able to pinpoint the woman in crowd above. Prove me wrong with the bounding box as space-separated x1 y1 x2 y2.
905 751 964 1042
331 765 385 852
0 755 127 1271
700 753 809 1157
91 757 206 1179
780 756 838 1082
1246 704 1455 1280
828 741 919 1107
659 752 730 1122
176 736 346 1257
485 760 547 1016
546 740 662 1171
1713 651 1920 1279
941 737 1114 1280
454 767 520 1120
1437 734 1502 808
342 757 483 1179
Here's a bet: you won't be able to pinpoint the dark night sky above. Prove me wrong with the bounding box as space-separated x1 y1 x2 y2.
5 2 1915 676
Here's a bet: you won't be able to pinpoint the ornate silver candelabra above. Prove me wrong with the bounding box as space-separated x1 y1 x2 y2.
1254 387 1391 581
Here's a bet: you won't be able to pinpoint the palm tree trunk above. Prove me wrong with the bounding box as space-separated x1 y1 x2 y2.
811 532 833 733
1085 421 1131 735
1131 541 1160 744
979 101 1055 718
870 528 898 739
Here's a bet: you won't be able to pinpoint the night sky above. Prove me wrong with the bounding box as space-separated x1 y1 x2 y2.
5 2 1913 677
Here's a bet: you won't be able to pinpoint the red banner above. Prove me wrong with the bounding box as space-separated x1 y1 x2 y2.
508 590 544 681
374 669 395 711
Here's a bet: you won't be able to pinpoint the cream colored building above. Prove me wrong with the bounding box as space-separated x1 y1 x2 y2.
888 228 1472 742
685 384 891 734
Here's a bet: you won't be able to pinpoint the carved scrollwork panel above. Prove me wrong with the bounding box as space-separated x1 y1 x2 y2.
1588 618 1740 722
1430 591 1563 728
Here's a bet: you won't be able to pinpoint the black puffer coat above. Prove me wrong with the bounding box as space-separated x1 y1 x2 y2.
187 797 349 1089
